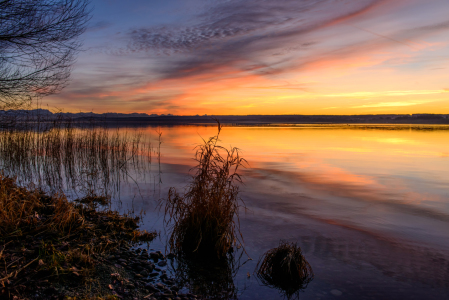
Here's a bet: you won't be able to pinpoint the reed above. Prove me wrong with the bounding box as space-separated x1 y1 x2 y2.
256 241 314 298
0 116 153 198
164 121 246 259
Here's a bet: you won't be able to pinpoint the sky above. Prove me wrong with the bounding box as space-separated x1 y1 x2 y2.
45 0 449 115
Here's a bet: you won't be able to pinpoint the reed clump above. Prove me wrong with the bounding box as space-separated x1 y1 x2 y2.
164 122 246 259
256 241 314 298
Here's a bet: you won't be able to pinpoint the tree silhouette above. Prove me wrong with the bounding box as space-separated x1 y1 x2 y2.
0 0 90 109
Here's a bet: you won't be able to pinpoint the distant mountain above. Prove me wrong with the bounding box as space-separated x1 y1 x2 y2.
0 109 164 118
1 109 449 125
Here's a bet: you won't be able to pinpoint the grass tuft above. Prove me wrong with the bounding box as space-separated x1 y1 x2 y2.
164 121 246 259
0 175 82 238
256 241 314 298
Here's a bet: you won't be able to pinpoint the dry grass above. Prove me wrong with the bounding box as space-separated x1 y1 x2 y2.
164 121 246 259
0 175 156 298
256 241 314 298
0 176 82 239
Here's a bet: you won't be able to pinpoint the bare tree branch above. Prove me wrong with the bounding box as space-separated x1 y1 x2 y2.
0 0 90 109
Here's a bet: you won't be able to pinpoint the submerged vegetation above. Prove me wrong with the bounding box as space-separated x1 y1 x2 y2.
164 121 246 259
256 241 314 299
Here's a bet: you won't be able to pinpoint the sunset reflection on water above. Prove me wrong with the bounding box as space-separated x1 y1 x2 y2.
136 124 449 299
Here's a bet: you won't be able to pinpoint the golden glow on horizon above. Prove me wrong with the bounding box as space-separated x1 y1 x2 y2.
45 7 449 116
147 125 449 207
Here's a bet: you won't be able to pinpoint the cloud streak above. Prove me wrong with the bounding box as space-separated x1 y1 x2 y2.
46 0 449 114
126 0 385 79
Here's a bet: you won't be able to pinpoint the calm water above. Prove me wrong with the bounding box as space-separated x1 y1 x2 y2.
34 124 449 299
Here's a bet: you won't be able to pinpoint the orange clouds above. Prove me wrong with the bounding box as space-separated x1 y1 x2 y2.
44 0 449 115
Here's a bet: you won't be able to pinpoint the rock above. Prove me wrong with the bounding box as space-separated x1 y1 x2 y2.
149 272 159 277
167 253 175 259
145 283 158 292
146 264 154 272
141 270 149 277
135 266 144 272
157 260 167 267
160 273 168 280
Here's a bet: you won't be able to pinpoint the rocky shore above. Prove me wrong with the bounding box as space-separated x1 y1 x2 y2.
0 175 202 300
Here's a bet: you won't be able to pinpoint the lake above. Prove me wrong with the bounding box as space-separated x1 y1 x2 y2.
6 123 449 299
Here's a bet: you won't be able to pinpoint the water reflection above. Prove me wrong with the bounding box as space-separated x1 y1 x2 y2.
172 255 238 300
2 123 449 299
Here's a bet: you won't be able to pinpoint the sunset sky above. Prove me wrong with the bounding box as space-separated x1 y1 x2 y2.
46 0 449 115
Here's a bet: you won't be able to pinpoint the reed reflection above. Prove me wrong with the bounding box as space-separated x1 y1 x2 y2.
172 254 238 300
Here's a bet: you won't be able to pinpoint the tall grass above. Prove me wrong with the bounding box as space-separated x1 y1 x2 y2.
0 117 153 198
164 121 246 259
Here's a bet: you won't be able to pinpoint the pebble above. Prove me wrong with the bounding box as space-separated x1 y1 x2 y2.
157 260 167 267
145 283 158 292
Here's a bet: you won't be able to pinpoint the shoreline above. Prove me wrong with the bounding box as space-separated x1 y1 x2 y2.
0 176 200 300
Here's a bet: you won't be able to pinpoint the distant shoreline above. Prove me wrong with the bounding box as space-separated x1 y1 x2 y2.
5 109 449 125
74 115 449 126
